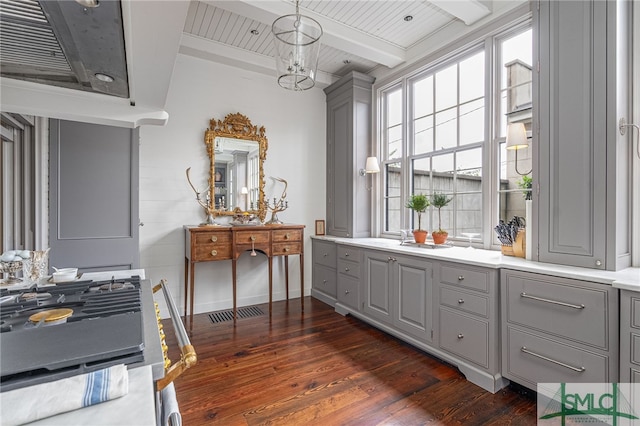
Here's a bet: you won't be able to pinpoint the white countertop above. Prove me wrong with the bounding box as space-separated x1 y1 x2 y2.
313 236 640 289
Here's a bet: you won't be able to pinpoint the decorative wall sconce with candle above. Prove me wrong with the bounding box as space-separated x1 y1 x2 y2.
506 122 532 176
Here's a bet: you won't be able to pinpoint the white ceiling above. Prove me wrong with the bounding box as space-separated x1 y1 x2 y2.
0 0 526 127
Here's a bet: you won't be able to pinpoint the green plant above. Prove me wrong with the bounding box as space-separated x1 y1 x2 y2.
431 192 453 232
405 194 430 231
517 175 533 200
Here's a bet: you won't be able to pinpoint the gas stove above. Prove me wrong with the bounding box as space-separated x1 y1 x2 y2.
0 276 146 392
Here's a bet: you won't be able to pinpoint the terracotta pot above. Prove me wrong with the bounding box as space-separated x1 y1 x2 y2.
413 229 428 244
432 231 448 245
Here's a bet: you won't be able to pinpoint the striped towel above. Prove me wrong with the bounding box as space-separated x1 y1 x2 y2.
0 364 128 425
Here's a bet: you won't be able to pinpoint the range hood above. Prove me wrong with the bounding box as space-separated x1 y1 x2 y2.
0 0 128 98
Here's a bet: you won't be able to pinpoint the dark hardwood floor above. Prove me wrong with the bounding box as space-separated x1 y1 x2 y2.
164 297 537 425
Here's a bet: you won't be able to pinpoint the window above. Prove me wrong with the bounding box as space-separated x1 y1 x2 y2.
377 22 532 247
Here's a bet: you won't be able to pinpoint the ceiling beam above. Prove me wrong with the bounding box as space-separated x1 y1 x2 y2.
207 1 406 68
428 0 492 25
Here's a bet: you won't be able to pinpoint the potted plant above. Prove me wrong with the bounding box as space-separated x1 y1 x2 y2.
517 175 532 200
431 192 453 244
406 194 430 243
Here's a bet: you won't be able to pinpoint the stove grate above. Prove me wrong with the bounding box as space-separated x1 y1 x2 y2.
208 306 265 323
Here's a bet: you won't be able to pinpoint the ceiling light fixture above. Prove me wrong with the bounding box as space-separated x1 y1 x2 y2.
272 0 322 91
94 73 114 83
250 29 259 35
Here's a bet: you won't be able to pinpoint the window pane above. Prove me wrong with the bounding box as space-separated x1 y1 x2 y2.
385 162 402 232
459 99 484 146
414 114 433 155
435 64 457 111
459 52 484 104
435 108 457 150
457 147 482 178
413 75 433 118
456 193 483 236
387 89 402 126
411 158 431 230
385 88 403 160
387 124 402 160
431 153 454 189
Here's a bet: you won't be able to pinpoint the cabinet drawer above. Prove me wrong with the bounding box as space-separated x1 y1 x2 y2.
234 230 270 244
338 246 359 261
312 241 336 269
338 276 359 310
338 258 360 279
439 308 489 368
273 229 302 242
272 242 302 256
440 264 489 293
440 287 488 318
313 264 337 298
505 326 610 386
504 271 610 349
194 231 232 245
194 244 232 261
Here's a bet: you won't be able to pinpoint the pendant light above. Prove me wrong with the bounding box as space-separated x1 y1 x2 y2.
272 0 322 91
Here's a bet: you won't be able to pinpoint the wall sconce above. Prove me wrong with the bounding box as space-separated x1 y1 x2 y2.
240 186 249 211
359 156 380 176
506 123 532 176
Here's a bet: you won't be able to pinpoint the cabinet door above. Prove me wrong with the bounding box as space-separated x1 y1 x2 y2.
363 251 393 324
537 0 607 269
393 256 433 343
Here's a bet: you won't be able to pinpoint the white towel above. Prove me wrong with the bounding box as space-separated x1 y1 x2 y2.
161 382 182 426
0 364 128 426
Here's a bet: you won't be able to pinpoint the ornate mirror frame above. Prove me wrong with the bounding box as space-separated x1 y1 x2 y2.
204 113 268 221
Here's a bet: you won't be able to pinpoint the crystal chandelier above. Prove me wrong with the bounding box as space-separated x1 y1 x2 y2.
272 1 322 91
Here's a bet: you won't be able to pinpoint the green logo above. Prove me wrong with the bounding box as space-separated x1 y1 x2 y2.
539 383 639 425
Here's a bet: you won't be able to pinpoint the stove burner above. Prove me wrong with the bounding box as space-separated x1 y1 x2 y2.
19 292 52 302
28 308 73 325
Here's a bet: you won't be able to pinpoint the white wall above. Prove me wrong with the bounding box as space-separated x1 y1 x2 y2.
139 54 326 316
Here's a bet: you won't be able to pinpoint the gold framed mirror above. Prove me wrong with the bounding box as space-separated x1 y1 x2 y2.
204 113 268 222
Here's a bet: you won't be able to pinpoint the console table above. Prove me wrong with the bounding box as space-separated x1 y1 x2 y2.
184 224 304 331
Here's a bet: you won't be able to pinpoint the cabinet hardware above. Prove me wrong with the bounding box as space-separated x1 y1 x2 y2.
345 290 350 294
284 247 290 252
345 267 350 272
387 257 397 262
457 333 464 339
322 279 327 284
521 347 585 372
458 299 464 304
345 252 350 257
210 250 217 256
595 260 602 267
285 233 290 239
323 253 328 257
458 275 464 281
520 292 585 310
210 236 218 242
250 235 256 241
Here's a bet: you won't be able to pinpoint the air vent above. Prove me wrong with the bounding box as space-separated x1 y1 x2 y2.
209 306 265 323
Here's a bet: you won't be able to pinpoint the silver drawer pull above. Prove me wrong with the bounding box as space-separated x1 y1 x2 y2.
323 253 328 257
458 299 464 304
345 252 350 257
458 275 464 281
521 346 586 372
323 279 327 284
457 333 464 339
520 292 585 310
345 267 350 272
345 290 350 294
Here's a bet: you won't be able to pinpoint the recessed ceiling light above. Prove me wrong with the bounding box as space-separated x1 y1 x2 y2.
250 29 259 35
404 15 413 22
75 0 99 7
95 73 114 83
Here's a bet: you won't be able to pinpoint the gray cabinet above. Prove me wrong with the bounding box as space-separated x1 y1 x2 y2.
324 71 375 238
620 290 640 383
501 269 618 390
362 250 433 342
536 0 631 270
336 245 361 312
311 239 337 305
436 262 505 392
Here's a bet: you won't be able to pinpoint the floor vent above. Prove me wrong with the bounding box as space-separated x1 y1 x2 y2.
209 306 265 323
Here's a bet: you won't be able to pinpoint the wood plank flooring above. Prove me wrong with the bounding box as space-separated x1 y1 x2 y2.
163 297 537 425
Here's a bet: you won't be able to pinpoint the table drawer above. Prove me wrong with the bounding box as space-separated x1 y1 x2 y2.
234 230 270 244
338 258 360 279
440 287 488 318
194 231 232 245
338 246 359 261
313 240 336 268
313 264 337 298
504 271 610 349
439 308 489 368
440 264 489 293
194 244 232 261
272 242 302 256
273 229 302 242
235 243 270 257
505 326 610 386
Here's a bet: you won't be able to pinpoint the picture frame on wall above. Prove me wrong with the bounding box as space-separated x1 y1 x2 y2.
214 167 225 183
315 220 325 236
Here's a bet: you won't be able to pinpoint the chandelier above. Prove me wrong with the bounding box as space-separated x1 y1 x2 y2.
272 1 322 91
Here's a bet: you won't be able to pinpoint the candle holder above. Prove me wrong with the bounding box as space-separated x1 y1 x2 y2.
264 177 289 224
1 261 23 286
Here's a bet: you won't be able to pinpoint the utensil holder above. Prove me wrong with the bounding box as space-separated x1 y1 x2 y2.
513 229 526 258
501 245 514 256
